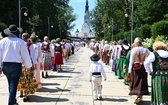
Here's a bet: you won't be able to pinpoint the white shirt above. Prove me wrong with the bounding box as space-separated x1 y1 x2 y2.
24 42 38 65
89 62 107 80
103 43 110 51
32 43 42 62
144 50 168 73
128 46 150 73
0 36 32 68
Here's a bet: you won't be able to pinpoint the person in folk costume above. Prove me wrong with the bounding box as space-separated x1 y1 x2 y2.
128 37 150 104
103 41 110 65
114 40 122 76
29 35 42 89
144 41 168 105
61 39 68 64
67 40 72 57
51 39 57 71
89 54 107 100
54 38 63 72
0 24 32 105
123 43 135 86
94 41 100 55
18 33 38 102
99 40 105 61
62 39 69 61
117 39 131 79
41 36 54 78
108 41 117 72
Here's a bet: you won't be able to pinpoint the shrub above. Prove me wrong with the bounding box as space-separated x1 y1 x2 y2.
151 20 168 38
139 24 151 38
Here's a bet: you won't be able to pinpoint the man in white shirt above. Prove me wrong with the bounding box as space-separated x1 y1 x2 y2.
0 24 32 105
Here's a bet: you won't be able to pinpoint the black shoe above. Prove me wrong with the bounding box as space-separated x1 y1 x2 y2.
52 69 57 72
42 72 45 78
46 72 48 77
19 94 24 98
23 96 29 102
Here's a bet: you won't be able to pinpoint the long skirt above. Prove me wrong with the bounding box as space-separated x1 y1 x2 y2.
129 65 149 95
18 67 38 95
117 57 125 79
35 59 41 88
54 53 63 65
151 71 168 105
41 52 52 70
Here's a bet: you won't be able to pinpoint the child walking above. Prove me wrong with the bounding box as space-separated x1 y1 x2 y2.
89 54 107 100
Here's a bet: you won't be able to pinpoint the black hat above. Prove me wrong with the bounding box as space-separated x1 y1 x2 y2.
4 24 22 36
90 54 100 61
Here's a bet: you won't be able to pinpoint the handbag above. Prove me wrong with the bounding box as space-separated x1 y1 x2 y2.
132 48 142 70
133 62 142 70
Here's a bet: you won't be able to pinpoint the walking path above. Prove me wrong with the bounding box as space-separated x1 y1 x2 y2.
0 47 151 105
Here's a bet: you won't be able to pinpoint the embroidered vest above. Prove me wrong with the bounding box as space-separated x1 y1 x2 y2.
153 51 168 71
41 42 50 52
121 46 131 57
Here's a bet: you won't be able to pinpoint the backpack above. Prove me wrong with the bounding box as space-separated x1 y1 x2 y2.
154 51 168 70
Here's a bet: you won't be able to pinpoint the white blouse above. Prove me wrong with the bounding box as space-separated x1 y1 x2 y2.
128 46 150 73
144 50 168 73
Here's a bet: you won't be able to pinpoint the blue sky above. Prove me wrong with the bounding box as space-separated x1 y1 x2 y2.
69 0 96 35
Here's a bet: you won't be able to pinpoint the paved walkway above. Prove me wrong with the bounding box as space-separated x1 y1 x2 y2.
0 47 151 105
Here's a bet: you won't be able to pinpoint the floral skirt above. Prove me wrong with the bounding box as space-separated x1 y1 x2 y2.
18 67 38 95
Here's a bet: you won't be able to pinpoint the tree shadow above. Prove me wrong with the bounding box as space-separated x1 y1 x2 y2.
47 75 72 78
138 100 151 105
26 95 69 102
103 97 128 102
42 82 60 86
38 87 71 93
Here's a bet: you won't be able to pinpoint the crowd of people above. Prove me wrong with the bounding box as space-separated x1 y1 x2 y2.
89 37 168 105
0 24 83 105
1 24 168 105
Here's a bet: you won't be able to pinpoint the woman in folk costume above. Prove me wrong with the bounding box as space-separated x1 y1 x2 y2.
103 41 110 65
30 35 42 89
62 39 68 64
114 40 122 76
123 43 135 86
108 41 117 72
54 38 63 72
18 33 38 102
51 39 57 71
128 37 150 104
41 36 54 78
144 41 168 105
117 39 131 79
99 40 105 62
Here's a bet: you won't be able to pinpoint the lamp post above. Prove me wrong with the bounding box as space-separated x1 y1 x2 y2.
18 0 28 38
124 0 134 44
48 17 50 39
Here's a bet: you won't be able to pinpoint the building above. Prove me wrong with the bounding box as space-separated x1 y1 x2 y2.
81 0 95 39
72 0 95 40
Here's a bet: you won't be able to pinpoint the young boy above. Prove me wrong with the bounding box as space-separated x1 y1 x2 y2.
89 54 107 100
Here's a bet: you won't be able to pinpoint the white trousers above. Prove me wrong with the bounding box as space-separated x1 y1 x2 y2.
92 76 102 98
